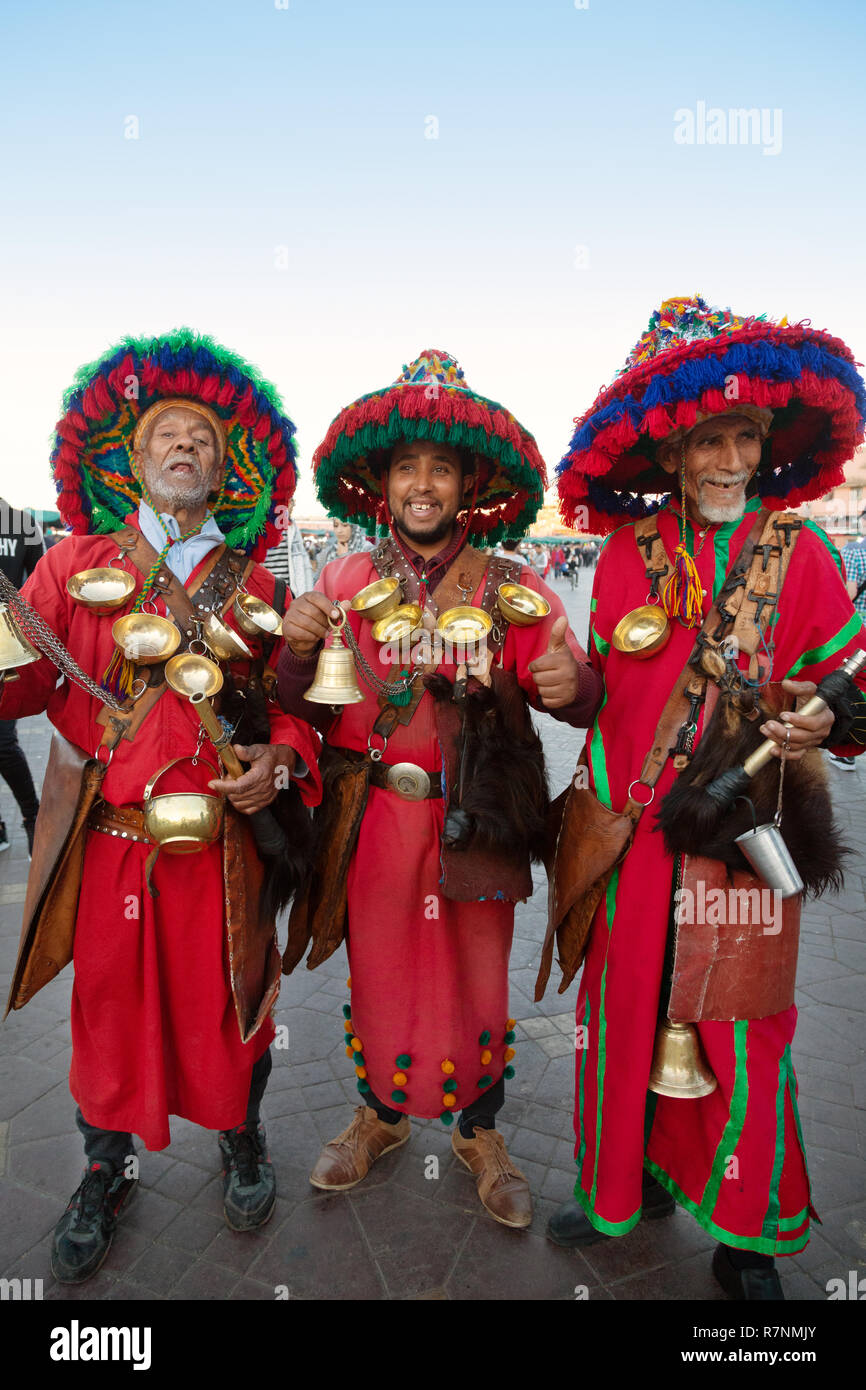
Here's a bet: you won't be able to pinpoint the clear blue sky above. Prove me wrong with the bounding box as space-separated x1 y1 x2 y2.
2 0 864 514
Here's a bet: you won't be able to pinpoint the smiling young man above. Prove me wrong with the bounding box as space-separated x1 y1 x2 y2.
278 349 602 1227
546 297 866 1299
3 331 321 1282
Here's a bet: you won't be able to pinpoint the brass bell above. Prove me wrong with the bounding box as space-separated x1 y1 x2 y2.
648 1018 717 1099
0 604 41 675
304 610 365 705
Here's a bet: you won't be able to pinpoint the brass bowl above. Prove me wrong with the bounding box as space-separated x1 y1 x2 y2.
112 613 180 663
351 577 401 624
67 567 136 614
436 606 493 650
371 604 423 643
233 592 283 637
611 605 670 659
164 653 224 699
143 792 224 853
0 605 41 672
497 582 551 626
202 611 252 661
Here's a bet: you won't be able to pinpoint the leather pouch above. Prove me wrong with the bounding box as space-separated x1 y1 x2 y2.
5 733 106 1014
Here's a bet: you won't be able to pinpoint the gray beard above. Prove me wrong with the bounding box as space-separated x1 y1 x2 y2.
696 482 749 526
144 452 213 512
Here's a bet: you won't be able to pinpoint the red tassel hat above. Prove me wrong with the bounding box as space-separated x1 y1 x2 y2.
557 295 866 539
313 349 547 545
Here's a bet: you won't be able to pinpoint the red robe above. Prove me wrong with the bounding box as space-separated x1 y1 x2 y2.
281 551 600 1120
1 520 321 1150
576 499 865 1255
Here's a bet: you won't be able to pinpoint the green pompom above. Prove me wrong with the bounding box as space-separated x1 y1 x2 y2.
395 1053 412 1068
388 671 413 707
478 1030 491 1046
442 1078 457 1093
344 1032 354 1045
440 1111 454 1126
504 1030 516 1044
391 1089 407 1103
503 1065 516 1080
354 1052 365 1066
342 1004 352 1018
357 1080 370 1093
478 1075 493 1088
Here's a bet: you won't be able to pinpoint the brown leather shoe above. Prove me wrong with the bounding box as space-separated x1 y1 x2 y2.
452 1126 532 1229
309 1105 410 1191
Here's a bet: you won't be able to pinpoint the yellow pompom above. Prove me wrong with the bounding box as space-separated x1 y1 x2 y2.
355 1067 367 1079
504 1047 516 1061
442 1093 456 1108
441 1059 455 1074
480 1049 492 1065
506 1018 516 1029
351 1037 363 1052
392 1072 408 1086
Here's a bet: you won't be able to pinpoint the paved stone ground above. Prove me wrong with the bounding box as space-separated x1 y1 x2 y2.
0 571 863 1301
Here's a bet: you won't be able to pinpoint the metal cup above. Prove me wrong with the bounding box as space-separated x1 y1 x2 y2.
734 822 804 898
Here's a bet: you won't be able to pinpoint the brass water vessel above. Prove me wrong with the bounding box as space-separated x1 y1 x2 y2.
111 613 180 663
370 603 423 644
611 605 670 659
142 755 223 854
67 568 136 614
436 606 492 651
496 582 550 626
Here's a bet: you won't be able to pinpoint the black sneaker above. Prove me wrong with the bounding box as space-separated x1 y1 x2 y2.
712 1243 784 1300
0 820 8 853
218 1121 276 1231
827 753 856 770
50 1161 138 1284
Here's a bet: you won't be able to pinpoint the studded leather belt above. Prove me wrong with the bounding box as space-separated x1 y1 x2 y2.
88 801 148 844
334 747 442 802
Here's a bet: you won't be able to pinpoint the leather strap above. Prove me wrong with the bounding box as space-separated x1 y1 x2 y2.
88 801 148 841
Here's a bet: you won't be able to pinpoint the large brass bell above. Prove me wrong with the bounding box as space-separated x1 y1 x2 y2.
0 604 41 676
304 610 364 705
648 1018 717 1099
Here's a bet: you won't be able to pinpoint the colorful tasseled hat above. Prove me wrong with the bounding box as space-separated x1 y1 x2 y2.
313 349 547 544
51 329 298 559
557 295 866 536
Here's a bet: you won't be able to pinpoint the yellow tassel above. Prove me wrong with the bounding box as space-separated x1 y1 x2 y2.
662 543 704 627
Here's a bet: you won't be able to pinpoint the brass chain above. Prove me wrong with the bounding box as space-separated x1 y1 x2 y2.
340 618 417 698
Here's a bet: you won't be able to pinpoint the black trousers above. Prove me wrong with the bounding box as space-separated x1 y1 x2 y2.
74 1047 273 1171
0 719 39 822
365 1076 506 1139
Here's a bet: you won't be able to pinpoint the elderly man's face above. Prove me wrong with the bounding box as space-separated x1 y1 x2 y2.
134 407 221 512
658 414 763 526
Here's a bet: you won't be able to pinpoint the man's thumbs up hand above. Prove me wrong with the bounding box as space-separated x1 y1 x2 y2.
528 617 581 709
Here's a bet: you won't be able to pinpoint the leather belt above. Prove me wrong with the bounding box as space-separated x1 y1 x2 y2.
88 801 148 844
334 747 442 801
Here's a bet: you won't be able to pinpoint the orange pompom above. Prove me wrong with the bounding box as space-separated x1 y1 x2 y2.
346 977 352 988
504 1047 516 1061
506 1018 516 1029
442 1093 456 1108
355 1067 367 1079
392 1072 408 1086
480 1049 492 1065
441 1059 455 1074
351 1037 363 1052
345 1046 354 1058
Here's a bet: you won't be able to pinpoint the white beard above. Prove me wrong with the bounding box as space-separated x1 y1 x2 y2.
695 477 749 525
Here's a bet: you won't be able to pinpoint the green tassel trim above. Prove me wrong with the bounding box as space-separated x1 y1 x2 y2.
388 671 413 707
342 1005 352 1019
343 1032 354 1045
478 1030 491 1046
390 1089 407 1104
440 1111 454 1126
395 1053 412 1068
504 1066 515 1080
353 1052 365 1066
477 1075 493 1088
357 1080 370 1094
442 1079 457 1093
504 1030 516 1044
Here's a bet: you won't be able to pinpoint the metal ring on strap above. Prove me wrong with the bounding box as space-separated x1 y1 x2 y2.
627 779 655 807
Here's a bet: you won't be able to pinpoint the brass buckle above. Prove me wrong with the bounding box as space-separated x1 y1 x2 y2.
385 762 431 800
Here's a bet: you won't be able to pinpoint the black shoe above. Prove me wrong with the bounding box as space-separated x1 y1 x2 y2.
712 1243 785 1300
641 1171 676 1219
218 1121 276 1231
0 820 8 853
50 1162 138 1284
547 1197 611 1247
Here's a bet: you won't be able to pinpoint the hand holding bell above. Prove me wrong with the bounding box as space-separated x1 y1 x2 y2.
282 590 344 658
